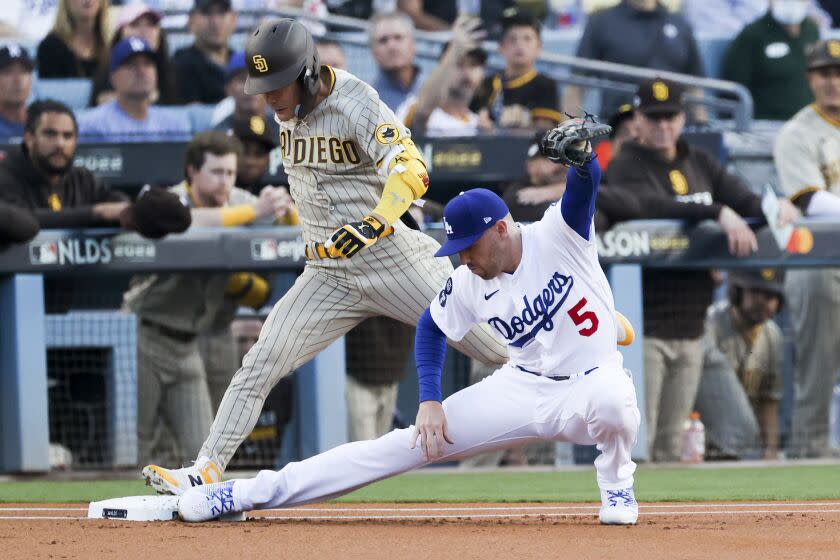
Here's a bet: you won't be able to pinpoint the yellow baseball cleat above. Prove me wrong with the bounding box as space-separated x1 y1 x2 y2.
142 456 222 496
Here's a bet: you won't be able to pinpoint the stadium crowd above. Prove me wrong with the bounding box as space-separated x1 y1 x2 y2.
1 0 840 468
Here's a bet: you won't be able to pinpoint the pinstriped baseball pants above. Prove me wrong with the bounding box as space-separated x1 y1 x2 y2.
199 227 508 469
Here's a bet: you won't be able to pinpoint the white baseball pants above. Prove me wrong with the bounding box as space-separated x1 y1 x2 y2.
231 362 640 510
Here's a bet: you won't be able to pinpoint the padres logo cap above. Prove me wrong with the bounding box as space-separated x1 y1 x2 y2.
435 189 510 257
633 78 685 116
806 39 840 71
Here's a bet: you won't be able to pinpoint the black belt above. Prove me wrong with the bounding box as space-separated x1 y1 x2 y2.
516 365 598 381
140 319 196 342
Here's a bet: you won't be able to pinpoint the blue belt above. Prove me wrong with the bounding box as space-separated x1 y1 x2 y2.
516 365 598 381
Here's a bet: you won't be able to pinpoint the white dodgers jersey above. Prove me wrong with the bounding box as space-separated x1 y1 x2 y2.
430 202 622 376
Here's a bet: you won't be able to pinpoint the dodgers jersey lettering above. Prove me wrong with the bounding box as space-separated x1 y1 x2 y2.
430 202 621 376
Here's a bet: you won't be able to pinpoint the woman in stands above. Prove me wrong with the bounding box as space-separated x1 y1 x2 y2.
37 0 111 81
90 3 179 106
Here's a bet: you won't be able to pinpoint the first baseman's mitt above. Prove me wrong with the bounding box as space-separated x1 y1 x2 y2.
539 113 612 167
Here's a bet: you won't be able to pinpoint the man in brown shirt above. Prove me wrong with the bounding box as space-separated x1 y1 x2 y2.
605 78 797 462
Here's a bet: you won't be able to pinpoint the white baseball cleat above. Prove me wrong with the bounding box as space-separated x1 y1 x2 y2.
142 456 222 496
599 487 639 525
178 480 243 522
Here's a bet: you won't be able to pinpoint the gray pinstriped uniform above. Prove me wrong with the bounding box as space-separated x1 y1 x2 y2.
199 67 508 468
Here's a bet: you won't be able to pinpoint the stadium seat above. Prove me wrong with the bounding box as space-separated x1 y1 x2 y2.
34 78 93 111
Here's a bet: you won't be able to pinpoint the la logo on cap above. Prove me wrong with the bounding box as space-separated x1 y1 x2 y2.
7 44 21 57
652 81 669 101
443 217 453 234
830 40 840 58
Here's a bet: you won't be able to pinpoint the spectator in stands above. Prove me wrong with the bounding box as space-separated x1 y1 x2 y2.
471 9 561 131
721 1 820 121
565 0 704 119
212 52 279 139
124 131 294 465
0 45 34 141
593 103 638 169
397 17 491 137
397 0 513 35
91 3 179 106
78 38 191 143
173 0 237 105
681 0 767 38
370 11 424 111
0 100 130 229
37 0 110 80
605 78 797 462
774 39 840 458
316 39 347 70
695 269 784 460
0 202 38 246
225 114 279 195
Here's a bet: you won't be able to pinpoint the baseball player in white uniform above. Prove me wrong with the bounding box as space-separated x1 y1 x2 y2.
177 120 642 525
143 20 634 495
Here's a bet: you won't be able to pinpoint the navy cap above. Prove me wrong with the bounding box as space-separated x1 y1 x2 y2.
0 44 33 71
110 37 155 73
225 51 246 82
435 189 510 257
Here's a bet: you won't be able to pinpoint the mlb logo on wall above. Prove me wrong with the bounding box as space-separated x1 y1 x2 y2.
30 242 58 265
252 239 278 261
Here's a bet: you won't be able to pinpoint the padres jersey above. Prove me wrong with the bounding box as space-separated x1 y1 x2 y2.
276 66 414 246
470 70 562 125
430 202 621 376
774 104 840 199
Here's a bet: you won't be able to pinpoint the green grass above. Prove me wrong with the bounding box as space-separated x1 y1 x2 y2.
2 465 840 503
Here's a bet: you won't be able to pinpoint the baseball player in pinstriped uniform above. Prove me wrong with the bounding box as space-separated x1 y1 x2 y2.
143 19 634 493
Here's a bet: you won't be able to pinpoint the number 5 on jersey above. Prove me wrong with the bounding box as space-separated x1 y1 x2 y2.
568 297 599 336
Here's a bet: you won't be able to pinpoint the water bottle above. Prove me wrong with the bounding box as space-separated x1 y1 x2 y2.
681 411 705 463
830 383 840 449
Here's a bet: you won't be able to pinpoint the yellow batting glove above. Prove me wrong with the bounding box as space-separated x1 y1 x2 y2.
325 215 390 258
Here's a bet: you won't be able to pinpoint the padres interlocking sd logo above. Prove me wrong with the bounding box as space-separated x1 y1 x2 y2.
375 123 400 144
253 55 269 73
652 81 669 101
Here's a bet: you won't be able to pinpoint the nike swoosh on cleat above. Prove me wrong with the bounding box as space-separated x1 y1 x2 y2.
484 290 500 300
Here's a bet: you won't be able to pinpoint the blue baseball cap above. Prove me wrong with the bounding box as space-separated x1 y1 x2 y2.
110 37 155 73
225 51 246 82
435 189 510 257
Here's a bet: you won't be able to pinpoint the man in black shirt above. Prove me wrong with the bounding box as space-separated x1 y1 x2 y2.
606 78 798 462
173 0 236 104
470 9 561 131
565 0 705 119
0 100 128 228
